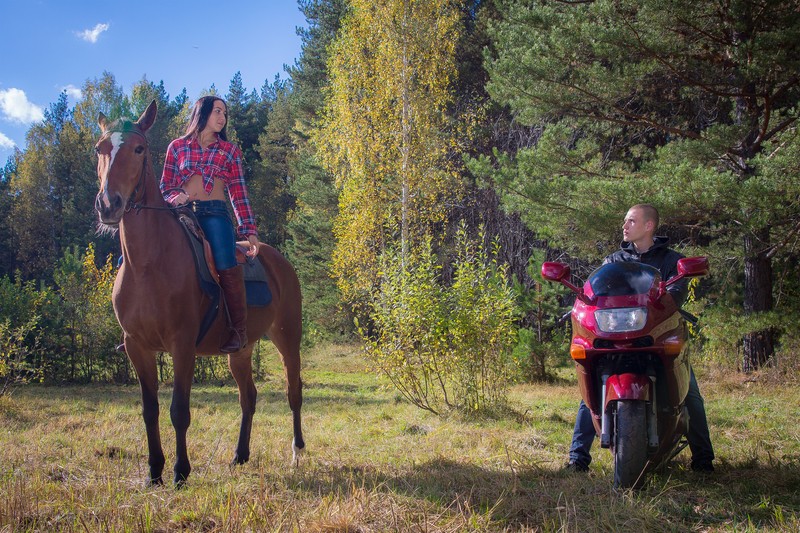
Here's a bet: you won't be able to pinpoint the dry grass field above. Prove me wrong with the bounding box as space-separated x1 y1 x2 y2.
1 343 798 532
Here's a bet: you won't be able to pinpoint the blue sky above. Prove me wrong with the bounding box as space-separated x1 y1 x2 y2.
0 0 307 163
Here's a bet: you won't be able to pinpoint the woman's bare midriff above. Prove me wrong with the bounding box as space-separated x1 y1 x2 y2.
184 174 227 202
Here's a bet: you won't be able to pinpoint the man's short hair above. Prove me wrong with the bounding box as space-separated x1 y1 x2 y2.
630 204 660 229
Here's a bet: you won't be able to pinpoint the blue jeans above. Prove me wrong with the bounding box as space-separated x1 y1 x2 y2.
569 369 714 467
191 200 237 271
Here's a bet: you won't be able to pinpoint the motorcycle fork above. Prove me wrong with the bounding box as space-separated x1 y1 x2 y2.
600 373 611 448
647 373 659 449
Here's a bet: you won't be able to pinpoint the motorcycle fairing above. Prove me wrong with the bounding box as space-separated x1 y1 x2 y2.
604 373 651 408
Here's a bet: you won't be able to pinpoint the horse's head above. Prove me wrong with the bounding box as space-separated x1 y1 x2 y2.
94 100 157 225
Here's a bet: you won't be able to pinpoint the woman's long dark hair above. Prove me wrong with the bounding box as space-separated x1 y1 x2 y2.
183 95 228 141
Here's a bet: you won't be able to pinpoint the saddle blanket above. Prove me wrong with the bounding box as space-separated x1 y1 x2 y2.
238 247 272 307
177 210 272 307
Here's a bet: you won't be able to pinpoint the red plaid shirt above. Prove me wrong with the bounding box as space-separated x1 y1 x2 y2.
160 135 257 237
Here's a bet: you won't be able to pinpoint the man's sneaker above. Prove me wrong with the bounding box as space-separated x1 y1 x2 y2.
564 460 589 473
691 460 714 473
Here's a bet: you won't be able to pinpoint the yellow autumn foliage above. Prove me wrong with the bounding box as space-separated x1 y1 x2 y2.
314 0 462 307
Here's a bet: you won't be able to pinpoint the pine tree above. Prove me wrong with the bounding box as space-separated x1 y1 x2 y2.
285 0 351 338
289 0 350 119
253 77 294 246
72 72 130 138
479 0 800 372
130 78 183 178
10 93 97 280
0 153 21 276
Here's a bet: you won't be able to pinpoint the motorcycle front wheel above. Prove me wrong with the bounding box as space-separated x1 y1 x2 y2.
612 400 648 489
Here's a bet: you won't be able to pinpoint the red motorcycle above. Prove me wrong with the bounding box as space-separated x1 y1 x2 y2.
542 257 708 488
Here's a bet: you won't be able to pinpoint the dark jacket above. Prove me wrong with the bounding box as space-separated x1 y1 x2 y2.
603 236 688 306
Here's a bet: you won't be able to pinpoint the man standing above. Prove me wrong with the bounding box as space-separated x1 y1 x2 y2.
565 204 715 473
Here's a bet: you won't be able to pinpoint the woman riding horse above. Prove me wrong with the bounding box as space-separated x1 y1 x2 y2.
161 95 256 353
94 100 304 486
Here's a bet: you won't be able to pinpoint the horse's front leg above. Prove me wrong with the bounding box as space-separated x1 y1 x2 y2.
228 348 257 465
170 350 197 486
126 339 165 485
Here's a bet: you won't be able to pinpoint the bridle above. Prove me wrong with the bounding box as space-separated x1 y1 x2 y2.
99 127 176 213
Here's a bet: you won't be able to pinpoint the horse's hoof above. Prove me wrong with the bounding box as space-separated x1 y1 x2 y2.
174 468 190 489
231 453 249 466
174 477 188 489
147 476 163 487
292 444 305 467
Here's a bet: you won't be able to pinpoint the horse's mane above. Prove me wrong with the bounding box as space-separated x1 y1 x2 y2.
106 117 144 134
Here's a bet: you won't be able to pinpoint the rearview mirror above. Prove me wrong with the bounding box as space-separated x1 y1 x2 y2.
542 262 570 282
677 256 709 278
664 256 709 289
541 261 588 301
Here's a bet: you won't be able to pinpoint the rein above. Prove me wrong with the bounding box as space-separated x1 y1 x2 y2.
126 151 149 212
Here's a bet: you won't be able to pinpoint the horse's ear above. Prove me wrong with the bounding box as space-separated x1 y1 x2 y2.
98 112 109 132
137 100 158 132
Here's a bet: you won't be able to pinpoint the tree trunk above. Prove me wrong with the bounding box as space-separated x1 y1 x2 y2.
742 228 774 372
399 5 410 268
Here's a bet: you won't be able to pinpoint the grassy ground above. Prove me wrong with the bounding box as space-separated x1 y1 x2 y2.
1 343 798 532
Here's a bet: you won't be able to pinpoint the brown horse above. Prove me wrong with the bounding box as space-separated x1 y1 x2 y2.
94 100 304 486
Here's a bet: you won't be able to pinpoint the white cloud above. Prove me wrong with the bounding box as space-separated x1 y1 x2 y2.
0 131 15 149
62 84 83 100
0 88 45 124
77 23 110 43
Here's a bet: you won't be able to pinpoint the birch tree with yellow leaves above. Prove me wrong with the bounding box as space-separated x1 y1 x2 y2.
315 0 462 307
315 1 517 412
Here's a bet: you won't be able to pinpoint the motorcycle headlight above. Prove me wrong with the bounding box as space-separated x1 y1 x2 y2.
594 307 648 333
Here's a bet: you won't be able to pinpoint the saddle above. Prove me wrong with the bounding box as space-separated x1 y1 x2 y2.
174 208 273 345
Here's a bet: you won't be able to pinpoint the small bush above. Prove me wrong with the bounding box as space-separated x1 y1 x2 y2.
0 244 125 385
0 316 43 396
512 250 571 381
53 244 125 382
361 227 517 414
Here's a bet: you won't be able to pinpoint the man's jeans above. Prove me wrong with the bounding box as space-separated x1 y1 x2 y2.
569 369 714 468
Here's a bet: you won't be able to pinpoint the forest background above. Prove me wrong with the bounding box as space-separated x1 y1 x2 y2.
1 0 799 398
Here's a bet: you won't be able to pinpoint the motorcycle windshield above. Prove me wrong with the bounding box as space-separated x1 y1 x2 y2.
587 262 661 297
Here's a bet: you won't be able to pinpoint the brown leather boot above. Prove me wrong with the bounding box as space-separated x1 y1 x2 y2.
218 265 248 353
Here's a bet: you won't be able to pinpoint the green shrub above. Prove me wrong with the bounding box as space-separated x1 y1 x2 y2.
53 244 125 382
511 250 571 381
0 316 43 396
0 244 125 384
0 273 60 381
361 227 517 414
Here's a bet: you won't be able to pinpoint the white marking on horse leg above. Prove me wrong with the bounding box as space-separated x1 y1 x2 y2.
292 442 304 467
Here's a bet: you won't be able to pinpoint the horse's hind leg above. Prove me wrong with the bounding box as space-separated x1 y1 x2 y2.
126 340 165 485
228 347 257 465
268 322 305 464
